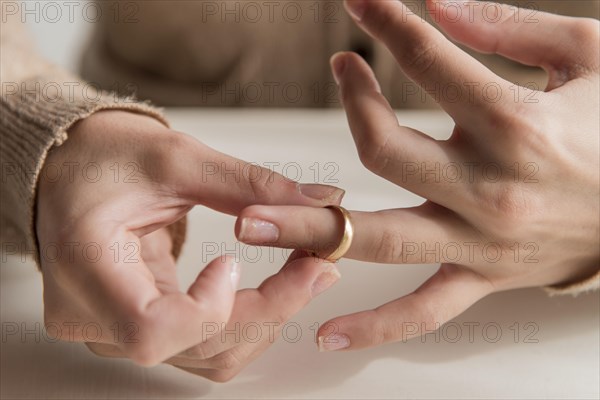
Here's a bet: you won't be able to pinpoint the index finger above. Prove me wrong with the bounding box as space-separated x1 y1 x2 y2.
168 137 346 215
344 0 513 125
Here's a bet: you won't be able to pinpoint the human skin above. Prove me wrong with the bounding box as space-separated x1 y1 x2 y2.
34 0 599 382
236 0 600 351
36 110 343 380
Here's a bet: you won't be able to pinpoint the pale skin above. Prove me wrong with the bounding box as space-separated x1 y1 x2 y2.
37 111 344 381
236 0 600 351
35 0 598 382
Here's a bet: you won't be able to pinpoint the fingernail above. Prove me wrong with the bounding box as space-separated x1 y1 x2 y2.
330 53 346 85
311 264 341 298
238 218 279 243
317 333 351 352
227 257 241 288
344 0 367 21
299 183 345 203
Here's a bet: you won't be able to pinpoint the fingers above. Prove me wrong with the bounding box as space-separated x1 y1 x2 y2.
256 254 340 319
173 138 345 215
56 223 241 366
343 0 512 124
236 203 478 264
110 255 240 366
331 52 468 207
186 255 239 307
86 253 332 380
316 264 494 351
169 254 340 369
427 0 600 86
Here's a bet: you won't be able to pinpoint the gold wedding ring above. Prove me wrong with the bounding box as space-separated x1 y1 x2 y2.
321 205 354 262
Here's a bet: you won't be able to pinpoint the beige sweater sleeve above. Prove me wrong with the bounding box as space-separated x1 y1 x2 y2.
545 270 600 297
0 16 186 263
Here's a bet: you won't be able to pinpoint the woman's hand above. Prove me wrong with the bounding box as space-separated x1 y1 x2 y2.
86 250 340 382
37 110 344 366
234 0 600 351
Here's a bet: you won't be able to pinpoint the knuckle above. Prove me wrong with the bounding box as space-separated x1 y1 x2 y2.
210 351 243 371
248 168 280 202
150 131 195 174
369 310 389 346
182 344 211 360
501 107 553 154
414 297 443 333
489 185 527 222
562 19 600 74
505 117 565 187
569 18 600 49
122 337 163 367
357 132 391 175
475 182 536 236
123 342 162 367
405 42 440 81
120 312 163 367
370 224 405 263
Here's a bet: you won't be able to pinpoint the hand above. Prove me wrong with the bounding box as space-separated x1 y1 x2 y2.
86 250 340 382
37 110 344 365
234 0 600 350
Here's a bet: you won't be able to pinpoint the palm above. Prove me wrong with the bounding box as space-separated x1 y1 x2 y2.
139 228 181 294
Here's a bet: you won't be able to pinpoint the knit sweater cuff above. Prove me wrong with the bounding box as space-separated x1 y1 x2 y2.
0 89 186 266
544 269 600 297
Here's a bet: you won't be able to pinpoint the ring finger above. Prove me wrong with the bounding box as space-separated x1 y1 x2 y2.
236 202 480 265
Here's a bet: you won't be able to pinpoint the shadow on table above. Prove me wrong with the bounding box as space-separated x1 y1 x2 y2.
0 338 213 399
2 259 598 398
0 261 210 399
226 287 599 397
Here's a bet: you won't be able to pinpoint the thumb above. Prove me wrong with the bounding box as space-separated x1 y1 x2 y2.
187 255 241 311
130 255 242 363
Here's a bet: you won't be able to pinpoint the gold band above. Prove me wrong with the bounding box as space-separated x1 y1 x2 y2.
322 205 354 262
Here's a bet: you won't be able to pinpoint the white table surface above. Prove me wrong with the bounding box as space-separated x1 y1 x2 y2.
1 109 598 399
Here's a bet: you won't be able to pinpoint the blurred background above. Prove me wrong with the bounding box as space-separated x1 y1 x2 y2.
22 0 599 109
3 2 598 398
